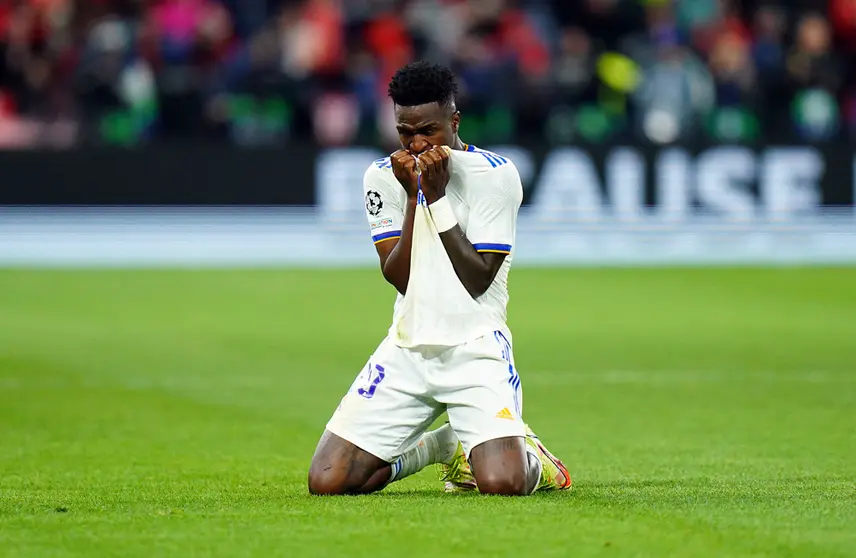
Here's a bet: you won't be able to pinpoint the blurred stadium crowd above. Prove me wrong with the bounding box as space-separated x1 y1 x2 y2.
1 0 855 147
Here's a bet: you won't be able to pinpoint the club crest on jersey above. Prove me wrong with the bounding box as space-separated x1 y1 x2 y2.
365 190 383 216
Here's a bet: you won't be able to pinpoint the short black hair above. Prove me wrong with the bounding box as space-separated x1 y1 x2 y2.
388 61 458 108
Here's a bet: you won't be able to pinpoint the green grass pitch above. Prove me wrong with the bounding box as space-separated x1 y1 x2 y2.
1 267 854 557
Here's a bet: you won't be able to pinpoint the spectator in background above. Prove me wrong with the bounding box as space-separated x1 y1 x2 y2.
75 12 141 137
552 0 645 52
707 27 759 141
1 2 51 117
683 0 751 55
2 0 856 146
787 12 840 92
751 4 786 135
499 0 551 139
675 0 720 37
547 25 605 144
786 11 841 140
552 26 597 105
752 4 786 75
281 0 344 79
496 0 551 83
829 0 856 51
631 1 714 144
219 0 269 40
147 0 236 138
404 0 468 62
829 0 856 135
709 29 755 108
206 7 291 145
363 0 410 84
0 0 76 146
293 0 352 143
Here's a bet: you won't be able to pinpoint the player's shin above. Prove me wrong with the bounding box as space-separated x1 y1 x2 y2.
388 423 459 484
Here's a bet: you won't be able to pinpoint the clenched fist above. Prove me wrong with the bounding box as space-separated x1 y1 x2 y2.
390 150 420 200
417 146 451 205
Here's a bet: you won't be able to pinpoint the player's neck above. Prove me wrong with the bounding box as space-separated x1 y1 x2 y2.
450 137 465 151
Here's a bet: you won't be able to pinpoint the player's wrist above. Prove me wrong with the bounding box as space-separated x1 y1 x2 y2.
428 196 457 232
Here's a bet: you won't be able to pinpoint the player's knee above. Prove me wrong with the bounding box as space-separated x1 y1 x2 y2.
307 468 350 496
475 469 529 496
307 458 362 496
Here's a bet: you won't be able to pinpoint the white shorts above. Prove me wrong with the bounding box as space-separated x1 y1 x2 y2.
326 330 525 462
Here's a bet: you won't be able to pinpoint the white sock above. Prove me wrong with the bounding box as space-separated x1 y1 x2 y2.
389 423 460 483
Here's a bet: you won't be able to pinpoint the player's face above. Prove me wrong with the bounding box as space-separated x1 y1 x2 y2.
394 102 459 155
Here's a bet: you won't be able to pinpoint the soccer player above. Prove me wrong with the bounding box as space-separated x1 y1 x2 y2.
307 61 571 496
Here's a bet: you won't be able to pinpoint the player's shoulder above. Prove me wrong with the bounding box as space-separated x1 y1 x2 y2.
365 156 394 178
453 145 518 174
363 156 398 191
454 145 522 201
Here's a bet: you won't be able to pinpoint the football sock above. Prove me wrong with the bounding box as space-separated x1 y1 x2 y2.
389 423 459 483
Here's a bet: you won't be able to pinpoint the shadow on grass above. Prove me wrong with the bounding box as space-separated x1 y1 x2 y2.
293 488 576 501
286 475 851 506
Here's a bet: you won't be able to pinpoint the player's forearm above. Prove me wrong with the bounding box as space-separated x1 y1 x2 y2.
381 198 417 295
438 226 493 298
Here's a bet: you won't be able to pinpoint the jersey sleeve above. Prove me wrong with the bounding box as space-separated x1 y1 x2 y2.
363 159 405 245
465 163 523 255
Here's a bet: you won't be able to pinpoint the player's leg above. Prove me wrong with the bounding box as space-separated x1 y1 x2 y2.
439 426 571 493
307 339 454 495
308 431 392 495
437 331 571 495
466 434 571 495
468 436 533 495
433 332 530 495
308 423 459 495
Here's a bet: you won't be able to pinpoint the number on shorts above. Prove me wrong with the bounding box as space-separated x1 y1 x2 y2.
357 363 386 399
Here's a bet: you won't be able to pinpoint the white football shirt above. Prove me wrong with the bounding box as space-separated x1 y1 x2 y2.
362 145 523 345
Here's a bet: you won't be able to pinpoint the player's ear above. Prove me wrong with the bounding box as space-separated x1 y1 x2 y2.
451 111 460 135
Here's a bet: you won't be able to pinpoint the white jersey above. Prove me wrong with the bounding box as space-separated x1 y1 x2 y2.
362 144 523 346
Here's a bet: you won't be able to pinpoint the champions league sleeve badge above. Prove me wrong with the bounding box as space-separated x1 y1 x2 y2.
366 190 383 216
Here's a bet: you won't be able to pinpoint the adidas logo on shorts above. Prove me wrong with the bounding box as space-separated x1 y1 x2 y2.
495 408 514 420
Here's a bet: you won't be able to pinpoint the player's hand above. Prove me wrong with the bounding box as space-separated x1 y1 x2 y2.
390 150 420 200
417 146 451 205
